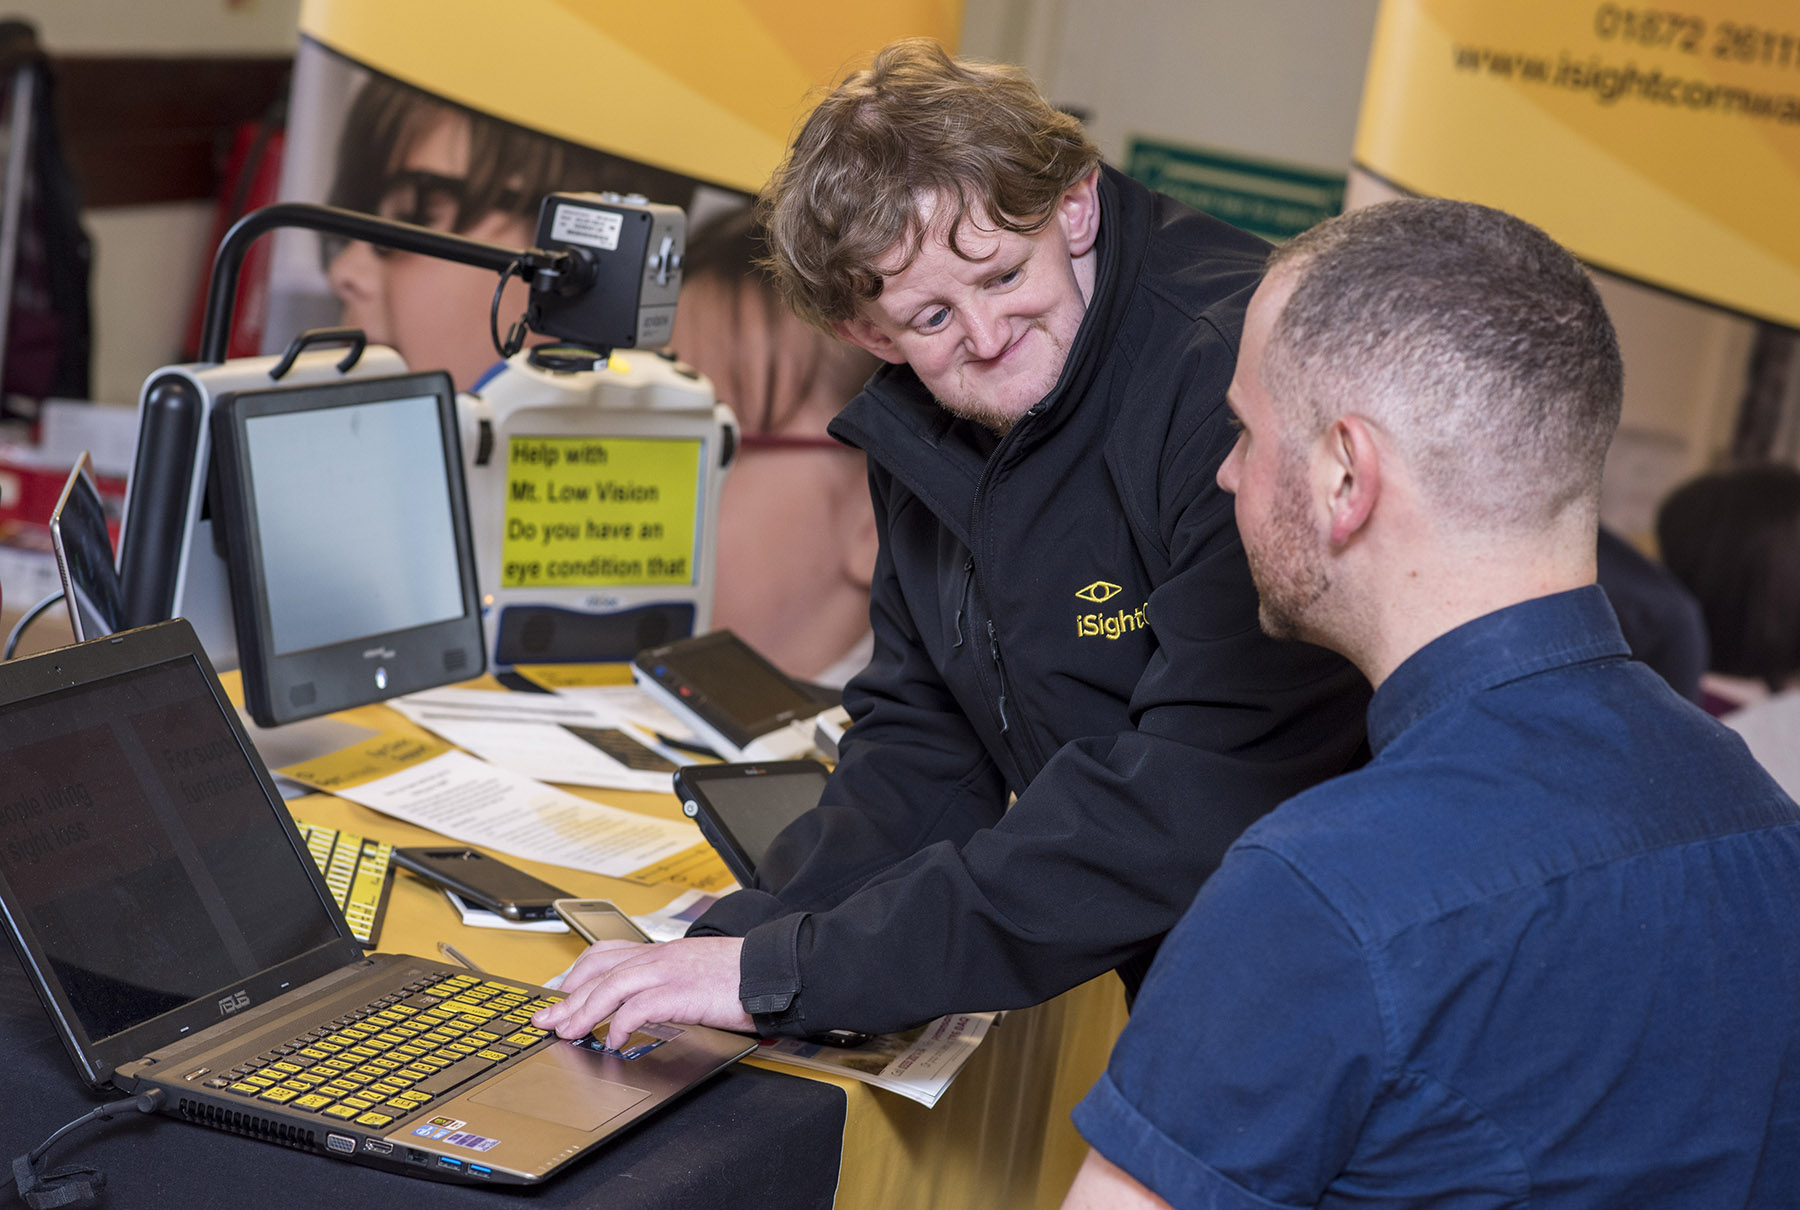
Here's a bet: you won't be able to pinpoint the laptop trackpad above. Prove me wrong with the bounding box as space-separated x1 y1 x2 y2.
467 1061 651 1133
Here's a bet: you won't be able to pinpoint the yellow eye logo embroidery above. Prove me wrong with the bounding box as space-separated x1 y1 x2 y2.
1075 581 1122 603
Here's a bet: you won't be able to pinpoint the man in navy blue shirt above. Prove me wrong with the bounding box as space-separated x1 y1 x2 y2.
1063 199 1800 1208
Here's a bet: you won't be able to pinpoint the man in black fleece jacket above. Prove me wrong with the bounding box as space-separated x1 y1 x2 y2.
536 39 1368 1048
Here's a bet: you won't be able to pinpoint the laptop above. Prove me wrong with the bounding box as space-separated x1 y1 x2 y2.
0 618 755 1185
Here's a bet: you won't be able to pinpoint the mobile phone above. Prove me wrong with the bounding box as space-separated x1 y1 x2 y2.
632 630 827 760
805 1028 874 1048
553 898 652 944
392 846 570 921
672 759 831 887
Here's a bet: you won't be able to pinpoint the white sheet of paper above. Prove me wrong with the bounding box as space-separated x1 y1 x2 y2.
390 689 680 792
632 889 732 942
441 889 571 932
393 687 607 726
552 684 700 743
329 748 696 879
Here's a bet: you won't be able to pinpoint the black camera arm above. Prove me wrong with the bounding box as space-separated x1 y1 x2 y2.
197 201 581 364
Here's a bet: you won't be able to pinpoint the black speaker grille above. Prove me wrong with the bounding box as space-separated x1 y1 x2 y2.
444 647 469 672
290 682 316 707
520 611 555 654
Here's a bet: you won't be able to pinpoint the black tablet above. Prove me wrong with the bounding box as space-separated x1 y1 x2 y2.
632 629 823 760
209 370 486 726
672 759 831 887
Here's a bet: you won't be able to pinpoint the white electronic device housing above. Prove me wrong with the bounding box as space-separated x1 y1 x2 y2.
117 345 410 672
458 348 735 668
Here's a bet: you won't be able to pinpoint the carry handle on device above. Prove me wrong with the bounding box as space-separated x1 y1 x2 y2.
266 325 366 380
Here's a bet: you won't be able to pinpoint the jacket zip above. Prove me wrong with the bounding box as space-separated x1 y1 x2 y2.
952 557 974 648
968 413 1048 762
986 618 1010 733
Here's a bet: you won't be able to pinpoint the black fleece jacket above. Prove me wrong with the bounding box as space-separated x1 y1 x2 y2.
691 166 1370 1036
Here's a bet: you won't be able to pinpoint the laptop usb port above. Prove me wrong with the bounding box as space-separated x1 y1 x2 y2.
364 1139 393 1156
468 1164 492 1178
437 1156 464 1171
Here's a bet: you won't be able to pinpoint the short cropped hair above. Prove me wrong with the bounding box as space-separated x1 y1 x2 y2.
1263 199 1623 531
1656 464 1800 690
759 38 1100 331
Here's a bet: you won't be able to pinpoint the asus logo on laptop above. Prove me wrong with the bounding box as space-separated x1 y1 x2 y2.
362 647 398 660
218 990 251 1017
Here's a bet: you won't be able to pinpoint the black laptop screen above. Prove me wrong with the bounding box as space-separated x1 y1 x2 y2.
0 655 341 1042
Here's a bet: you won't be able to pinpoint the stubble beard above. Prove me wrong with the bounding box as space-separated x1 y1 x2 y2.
933 319 1068 437
1248 454 1330 642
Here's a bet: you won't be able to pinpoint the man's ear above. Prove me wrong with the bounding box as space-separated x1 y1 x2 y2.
1058 170 1102 257
832 315 908 365
1324 415 1382 547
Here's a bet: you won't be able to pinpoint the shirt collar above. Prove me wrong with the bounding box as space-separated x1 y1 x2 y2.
1367 585 1630 755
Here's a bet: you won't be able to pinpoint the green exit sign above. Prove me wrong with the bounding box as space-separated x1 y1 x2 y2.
1125 138 1346 243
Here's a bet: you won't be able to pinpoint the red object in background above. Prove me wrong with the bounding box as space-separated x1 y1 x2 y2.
0 449 126 620
0 451 125 537
181 114 287 362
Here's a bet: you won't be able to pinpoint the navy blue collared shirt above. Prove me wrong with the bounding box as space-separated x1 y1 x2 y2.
1076 587 1800 1208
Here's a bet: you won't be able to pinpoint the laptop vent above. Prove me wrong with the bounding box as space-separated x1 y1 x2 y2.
177 1097 319 1152
444 646 468 673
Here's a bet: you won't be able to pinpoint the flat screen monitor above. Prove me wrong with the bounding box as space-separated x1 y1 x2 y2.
208 370 486 726
48 450 126 641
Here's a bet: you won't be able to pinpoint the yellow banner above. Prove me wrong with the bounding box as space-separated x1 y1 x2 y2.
501 435 701 588
1355 0 1800 327
299 0 964 194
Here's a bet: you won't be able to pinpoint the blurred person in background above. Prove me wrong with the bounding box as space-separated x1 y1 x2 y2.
1595 526 1708 702
673 209 879 686
323 73 695 392
1657 462 1800 797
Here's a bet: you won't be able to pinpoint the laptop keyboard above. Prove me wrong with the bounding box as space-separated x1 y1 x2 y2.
211 972 557 1130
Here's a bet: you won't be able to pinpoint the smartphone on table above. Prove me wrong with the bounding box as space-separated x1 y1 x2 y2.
553 898 652 944
392 846 570 921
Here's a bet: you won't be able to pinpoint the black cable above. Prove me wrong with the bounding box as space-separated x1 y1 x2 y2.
489 255 530 362
12 1088 163 1208
3 590 64 660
